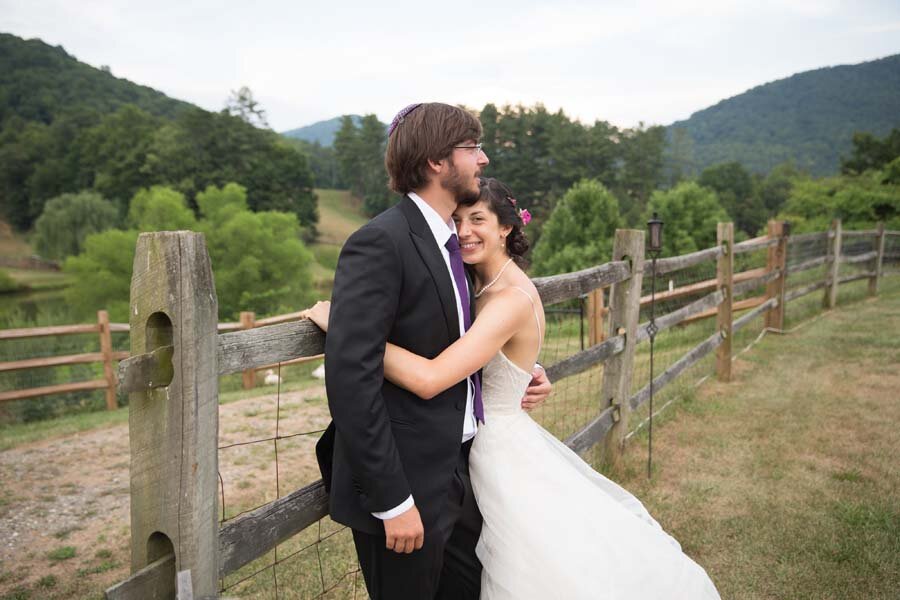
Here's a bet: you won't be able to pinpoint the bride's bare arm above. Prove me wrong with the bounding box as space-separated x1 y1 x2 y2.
306 290 533 399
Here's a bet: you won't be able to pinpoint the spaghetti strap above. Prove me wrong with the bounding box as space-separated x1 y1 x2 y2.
509 286 543 353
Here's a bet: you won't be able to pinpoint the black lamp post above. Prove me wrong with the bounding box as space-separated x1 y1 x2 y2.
646 212 663 478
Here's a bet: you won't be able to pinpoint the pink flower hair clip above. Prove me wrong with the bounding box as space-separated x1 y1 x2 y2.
506 195 531 226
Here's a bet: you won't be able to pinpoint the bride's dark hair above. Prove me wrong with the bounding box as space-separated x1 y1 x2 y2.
478 177 530 267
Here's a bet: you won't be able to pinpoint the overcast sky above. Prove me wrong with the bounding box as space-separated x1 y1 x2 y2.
4 0 900 132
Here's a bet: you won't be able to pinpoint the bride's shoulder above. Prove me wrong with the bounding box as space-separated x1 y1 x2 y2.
485 284 538 315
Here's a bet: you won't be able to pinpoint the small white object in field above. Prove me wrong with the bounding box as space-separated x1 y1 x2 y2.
312 364 325 380
264 369 282 386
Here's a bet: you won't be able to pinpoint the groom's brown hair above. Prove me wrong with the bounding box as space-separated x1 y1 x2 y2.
385 103 482 194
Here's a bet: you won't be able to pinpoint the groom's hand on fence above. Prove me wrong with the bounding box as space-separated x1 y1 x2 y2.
522 365 551 411
384 505 425 554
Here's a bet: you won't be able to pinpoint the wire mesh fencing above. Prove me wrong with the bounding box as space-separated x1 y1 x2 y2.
216 360 363 599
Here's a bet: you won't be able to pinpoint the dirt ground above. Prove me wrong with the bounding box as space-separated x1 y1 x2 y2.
0 385 331 600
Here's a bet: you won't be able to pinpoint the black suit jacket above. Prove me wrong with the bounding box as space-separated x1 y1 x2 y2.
316 195 473 535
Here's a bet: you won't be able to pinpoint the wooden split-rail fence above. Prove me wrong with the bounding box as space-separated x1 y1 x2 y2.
99 219 898 599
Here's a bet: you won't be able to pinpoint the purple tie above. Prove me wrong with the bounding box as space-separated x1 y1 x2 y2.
445 234 485 424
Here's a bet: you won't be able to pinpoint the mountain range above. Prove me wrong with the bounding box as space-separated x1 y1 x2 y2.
2 31 898 176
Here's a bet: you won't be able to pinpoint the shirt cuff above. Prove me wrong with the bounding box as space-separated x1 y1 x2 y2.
372 495 414 520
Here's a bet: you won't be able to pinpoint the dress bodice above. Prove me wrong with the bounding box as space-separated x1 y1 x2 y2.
480 286 543 418
481 350 533 417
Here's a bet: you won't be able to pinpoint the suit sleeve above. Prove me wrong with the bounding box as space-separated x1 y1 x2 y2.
324 225 411 512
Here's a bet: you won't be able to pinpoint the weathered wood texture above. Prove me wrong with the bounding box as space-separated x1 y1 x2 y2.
733 234 778 254
716 223 734 382
765 221 788 330
544 335 625 382
564 405 617 455
0 351 128 373
635 290 724 344
787 255 828 275
253 354 324 373
217 320 325 375
532 260 631 306
127 232 219 598
652 246 722 275
240 311 256 389
0 323 101 340
838 272 876 285
586 289 606 345
117 345 175 394
219 480 329 577
679 295 765 326
842 229 879 238
788 231 829 244
598 230 644 463
98 310 118 410
785 279 828 302
841 250 878 264
732 268 781 298
255 309 310 327
870 223 886 296
629 330 724 411
105 554 175 600
0 379 109 403
176 571 193 600
733 298 778 332
641 267 765 306
825 220 842 309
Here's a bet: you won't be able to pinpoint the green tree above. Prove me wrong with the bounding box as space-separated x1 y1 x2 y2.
196 183 315 317
841 129 900 175
33 191 119 260
777 170 900 233
618 123 667 223
645 182 729 256
127 186 197 231
225 86 269 128
63 228 139 320
531 179 621 276
698 161 766 236
333 114 392 216
756 162 805 214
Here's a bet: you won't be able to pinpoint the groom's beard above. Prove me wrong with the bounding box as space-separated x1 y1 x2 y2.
441 158 481 206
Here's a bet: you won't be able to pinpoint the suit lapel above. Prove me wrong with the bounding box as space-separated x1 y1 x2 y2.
399 196 461 341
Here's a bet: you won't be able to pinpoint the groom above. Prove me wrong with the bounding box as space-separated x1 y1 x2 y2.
316 102 551 599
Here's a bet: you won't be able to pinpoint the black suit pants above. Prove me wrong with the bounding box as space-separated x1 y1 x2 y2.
352 440 482 600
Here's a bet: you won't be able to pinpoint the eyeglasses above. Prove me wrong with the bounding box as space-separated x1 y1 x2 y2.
454 143 485 155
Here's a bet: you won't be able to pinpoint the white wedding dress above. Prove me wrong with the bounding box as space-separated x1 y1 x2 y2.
469 288 721 599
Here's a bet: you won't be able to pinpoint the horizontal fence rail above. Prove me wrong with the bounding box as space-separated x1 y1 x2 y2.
2 219 892 599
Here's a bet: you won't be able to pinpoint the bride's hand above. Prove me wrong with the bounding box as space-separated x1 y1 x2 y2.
305 300 331 332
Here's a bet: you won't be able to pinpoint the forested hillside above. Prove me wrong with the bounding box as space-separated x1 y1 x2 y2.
671 53 900 175
0 33 316 232
0 33 191 123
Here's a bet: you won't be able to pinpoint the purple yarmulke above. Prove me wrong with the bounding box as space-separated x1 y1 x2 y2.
388 103 423 136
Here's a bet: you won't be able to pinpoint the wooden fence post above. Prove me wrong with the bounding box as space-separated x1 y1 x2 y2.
869 222 885 296
599 229 644 465
824 219 842 309
126 232 219 598
587 289 606 345
97 310 118 411
764 220 787 330
716 223 734 382
240 311 256 389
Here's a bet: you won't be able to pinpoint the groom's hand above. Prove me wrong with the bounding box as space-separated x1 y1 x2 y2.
522 366 551 411
384 505 425 554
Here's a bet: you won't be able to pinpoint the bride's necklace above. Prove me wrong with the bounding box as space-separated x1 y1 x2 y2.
475 257 514 298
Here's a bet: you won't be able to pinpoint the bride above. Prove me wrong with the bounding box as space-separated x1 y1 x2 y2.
307 177 721 599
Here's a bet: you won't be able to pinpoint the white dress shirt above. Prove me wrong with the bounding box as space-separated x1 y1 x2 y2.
372 193 477 520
